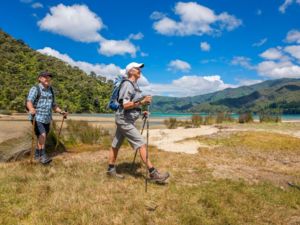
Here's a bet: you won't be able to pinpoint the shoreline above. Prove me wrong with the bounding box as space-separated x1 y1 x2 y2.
1 114 300 155
1 113 300 123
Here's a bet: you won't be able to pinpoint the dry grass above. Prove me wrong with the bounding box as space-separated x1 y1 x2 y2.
1 139 300 225
195 131 300 187
1 122 300 224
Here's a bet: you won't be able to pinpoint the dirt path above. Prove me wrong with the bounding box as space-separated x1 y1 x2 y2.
147 123 300 154
147 126 219 154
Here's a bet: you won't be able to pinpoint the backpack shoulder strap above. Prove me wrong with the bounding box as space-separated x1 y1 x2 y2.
118 79 140 104
35 84 41 99
49 86 56 107
33 85 41 107
120 79 135 89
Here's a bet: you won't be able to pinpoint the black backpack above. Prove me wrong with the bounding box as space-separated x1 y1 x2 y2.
25 85 55 112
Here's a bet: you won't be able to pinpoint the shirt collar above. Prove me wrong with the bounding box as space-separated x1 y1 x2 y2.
38 83 50 91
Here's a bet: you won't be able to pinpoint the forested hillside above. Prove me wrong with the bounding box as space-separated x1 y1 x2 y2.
0 29 113 113
152 78 300 114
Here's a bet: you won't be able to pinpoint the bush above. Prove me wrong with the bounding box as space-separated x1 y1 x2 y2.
45 121 66 154
203 114 215 125
216 112 235 123
164 118 178 129
65 120 110 145
238 112 253 123
191 114 202 127
0 110 12 115
259 112 281 123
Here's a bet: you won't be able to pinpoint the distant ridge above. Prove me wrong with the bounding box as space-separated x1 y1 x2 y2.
152 78 300 114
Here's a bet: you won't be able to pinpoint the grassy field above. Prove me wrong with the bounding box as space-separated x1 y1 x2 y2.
1 129 300 225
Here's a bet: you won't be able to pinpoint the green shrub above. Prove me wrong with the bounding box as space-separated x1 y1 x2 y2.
0 110 12 115
191 114 202 127
238 112 253 123
203 114 215 125
259 113 281 123
216 112 235 123
164 118 178 129
65 120 110 145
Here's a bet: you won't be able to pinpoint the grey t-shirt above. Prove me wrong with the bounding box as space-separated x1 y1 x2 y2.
116 80 143 123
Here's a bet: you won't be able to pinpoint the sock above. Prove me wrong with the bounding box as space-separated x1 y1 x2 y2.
149 167 155 173
34 148 40 157
108 164 115 170
41 148 46 156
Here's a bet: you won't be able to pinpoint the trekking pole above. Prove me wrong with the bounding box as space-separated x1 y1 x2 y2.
131 113 147 171
55 110 67 151
30 117 36 163
145 104 150 193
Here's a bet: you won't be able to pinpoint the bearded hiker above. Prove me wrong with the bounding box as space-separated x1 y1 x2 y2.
107 62 170 183
26 71 68 165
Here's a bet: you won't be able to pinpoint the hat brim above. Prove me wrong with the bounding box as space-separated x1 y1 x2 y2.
39 73 53 78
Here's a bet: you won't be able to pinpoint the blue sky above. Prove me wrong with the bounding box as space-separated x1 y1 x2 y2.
1 0 300 96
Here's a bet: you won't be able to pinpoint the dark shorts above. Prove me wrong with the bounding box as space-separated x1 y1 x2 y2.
33 121 50 137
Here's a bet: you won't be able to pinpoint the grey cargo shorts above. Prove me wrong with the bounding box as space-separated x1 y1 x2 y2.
112 119 146 151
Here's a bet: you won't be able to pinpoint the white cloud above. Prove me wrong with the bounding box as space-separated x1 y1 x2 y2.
279 0 300 13
128 32 144 40
285 29 300 43
200 42 210 51
38 4 103 43
260 48 284 60
151 2 242 36
38 4 141 57
150 11 166 20
98 39 138 57
142 75 232 97
257 60 300 78
167 59 191 72
137 75 150 87
37 47 121 80
279 0 293 13
252 38 267 47
231 56 256 70
236 78 263 86
31 2 43 9
140 52 149 57
284 45 300 60
217 12 242 31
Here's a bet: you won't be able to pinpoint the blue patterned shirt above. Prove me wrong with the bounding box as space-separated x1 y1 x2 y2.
27 84 56 124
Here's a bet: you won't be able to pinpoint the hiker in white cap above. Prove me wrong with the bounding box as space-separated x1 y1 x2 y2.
107 62 170 182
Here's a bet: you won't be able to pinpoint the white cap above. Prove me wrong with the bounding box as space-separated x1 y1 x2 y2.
125 62 144 75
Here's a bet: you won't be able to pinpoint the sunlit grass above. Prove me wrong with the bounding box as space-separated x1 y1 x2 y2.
196 131 300 153
0 146 299 225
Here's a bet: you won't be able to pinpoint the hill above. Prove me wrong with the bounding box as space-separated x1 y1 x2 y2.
0 29 113 113
152 78 300 113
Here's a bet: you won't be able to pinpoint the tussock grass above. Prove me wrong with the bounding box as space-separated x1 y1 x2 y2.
238 112 253 123
164 114 236 129
0 145 300 225
163 118 178 129
197 131 300 153
64 120 111 148
0 110 12 115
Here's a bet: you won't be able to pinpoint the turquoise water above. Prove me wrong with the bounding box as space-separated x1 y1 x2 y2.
73 113 300 121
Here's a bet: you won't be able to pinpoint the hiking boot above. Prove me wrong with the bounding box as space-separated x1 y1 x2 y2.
40 149 52 165
107 167 124 179
149 169 170 183
34 149 40 161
